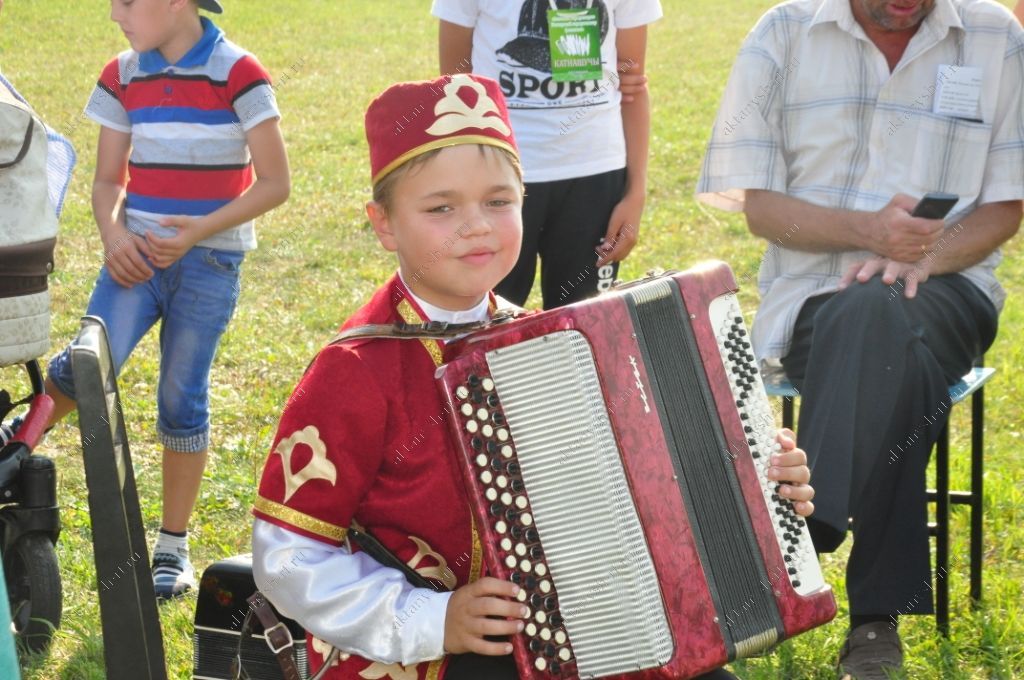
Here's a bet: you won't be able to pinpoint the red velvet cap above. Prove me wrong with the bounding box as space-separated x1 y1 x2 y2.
365 74 519 185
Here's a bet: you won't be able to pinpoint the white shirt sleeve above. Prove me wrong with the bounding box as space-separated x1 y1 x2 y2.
430 0 479 28
251 519 453 666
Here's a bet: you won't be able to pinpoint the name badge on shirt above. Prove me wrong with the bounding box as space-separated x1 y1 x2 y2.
548 8 602 82
932 65 983 122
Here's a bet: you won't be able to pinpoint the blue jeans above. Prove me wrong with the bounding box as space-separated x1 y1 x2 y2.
48 247 243 453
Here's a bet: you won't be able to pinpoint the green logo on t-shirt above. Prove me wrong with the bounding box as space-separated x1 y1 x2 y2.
548 8 602 82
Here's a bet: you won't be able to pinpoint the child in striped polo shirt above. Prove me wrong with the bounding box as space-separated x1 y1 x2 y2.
46 0 290 600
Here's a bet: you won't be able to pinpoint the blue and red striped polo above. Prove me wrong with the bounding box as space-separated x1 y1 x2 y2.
85 17 279 251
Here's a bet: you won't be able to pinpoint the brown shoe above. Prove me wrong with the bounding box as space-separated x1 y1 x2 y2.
836 622 904 679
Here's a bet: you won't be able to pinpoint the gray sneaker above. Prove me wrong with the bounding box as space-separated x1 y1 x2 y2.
837 622 904 679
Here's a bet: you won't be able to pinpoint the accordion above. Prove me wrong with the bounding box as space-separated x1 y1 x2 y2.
435 262 836 680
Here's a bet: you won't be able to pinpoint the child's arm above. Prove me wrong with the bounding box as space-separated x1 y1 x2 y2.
146 117 290 268
438 19 474 76
597 26 652 268
770 429 815 517
93 125 154 287
255 519 526 663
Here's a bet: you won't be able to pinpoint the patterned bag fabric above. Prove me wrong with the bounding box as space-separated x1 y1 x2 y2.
0 74 74 367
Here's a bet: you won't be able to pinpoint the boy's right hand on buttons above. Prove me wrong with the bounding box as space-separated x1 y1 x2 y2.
443 577 526 656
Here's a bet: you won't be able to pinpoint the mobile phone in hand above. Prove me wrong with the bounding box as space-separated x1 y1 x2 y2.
911 192 959 220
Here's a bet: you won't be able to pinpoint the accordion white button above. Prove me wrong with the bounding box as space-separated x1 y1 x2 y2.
497 428 509 441
494 520 507 534
558 648 572 662
501 537 512 551
482 377 495 392
482 424 494 437
496 475 508 489
505 555 517 568
554 630 566 645
521 559 532 572
535 563 548 576
501 445 513 458
475 454 487 467
460 403 473 416
480 471 493 484
486 488 498 502
515 496 529 509
477 408 489 421
515 542 527 556
525 622 537 636
501 492 513 506
455 386 469 400
517 589 528 603
466 420 479 433
535 610 547 624
521 512 533 526
539 579 552 593
535 658 547 671
539 627 552 641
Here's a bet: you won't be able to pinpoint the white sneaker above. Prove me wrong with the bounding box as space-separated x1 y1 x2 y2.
152 551 196 601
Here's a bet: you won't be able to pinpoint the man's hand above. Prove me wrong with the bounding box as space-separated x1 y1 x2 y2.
146 215 207 268
443 577 527 656
101 224 153 288
868 194 945 261
597 192 644 266
839 255 932 298
769 429 815 517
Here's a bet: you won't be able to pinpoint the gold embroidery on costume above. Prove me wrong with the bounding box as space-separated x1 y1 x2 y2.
359 661 418 680
273 425 337 502
425 74 512 137
397 299 443 366
311 636 349 669
407 536 457 590
470 514 483 583
253 496 348 543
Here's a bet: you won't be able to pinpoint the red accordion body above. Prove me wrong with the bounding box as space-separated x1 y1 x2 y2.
434 262 836 680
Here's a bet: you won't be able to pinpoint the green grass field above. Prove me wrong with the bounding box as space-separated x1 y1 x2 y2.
1 0 1022 677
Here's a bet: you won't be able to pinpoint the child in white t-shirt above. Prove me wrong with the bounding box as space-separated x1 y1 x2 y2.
432 0 662 309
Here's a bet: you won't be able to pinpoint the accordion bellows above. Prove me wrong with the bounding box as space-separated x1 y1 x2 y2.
436 262 837 680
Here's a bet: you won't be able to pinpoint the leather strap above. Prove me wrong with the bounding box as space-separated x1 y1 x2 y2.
327 309 520 348
0 113 33 170
232 592 301 680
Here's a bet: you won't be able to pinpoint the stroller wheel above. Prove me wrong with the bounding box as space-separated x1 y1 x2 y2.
4 532 61 654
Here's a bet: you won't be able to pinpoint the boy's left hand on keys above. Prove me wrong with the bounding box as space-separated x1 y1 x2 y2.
443 577 528 656
768 428 815 517
147 215 207 268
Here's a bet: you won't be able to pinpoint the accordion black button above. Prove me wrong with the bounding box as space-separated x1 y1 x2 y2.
512 479 525 492
788 567 797 575
787 545 796 554
526 528 540 542
468 374 481 387
793 580 801 588
544 596 557 611
487 394 500 408
492 411 506 424
511 525 524 539
550 614 564 627
545 643 557 657
525 576 538 590
490 502 504 517
784 555 792 562
531 594 544 608
507 462 521 475
491 457 503 471
530 546 544 559
471 390 484 404
511 572 523 584
471 437 483 451
529 639 542 653
745 426 754 433
505 508 518 522
487 441 500 454
550 661 562 674
747 438 756 446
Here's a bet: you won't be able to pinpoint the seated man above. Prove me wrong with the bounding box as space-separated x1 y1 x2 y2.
697 0 1023 677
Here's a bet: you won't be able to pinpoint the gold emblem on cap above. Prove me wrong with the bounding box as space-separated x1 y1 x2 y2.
425 74 512 137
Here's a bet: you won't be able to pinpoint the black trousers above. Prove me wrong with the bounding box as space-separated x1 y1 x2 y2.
780 274 997 616
443 654 738 679
495 168 626 309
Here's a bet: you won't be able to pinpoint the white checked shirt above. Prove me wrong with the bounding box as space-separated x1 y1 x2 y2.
696 0 1024 361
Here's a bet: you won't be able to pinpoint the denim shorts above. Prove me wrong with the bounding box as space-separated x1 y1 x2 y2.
48 247 243 453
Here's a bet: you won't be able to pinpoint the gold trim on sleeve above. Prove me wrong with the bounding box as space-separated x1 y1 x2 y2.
253 496 348 543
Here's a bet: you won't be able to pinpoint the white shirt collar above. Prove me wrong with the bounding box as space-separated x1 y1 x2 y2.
398 271 490 324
